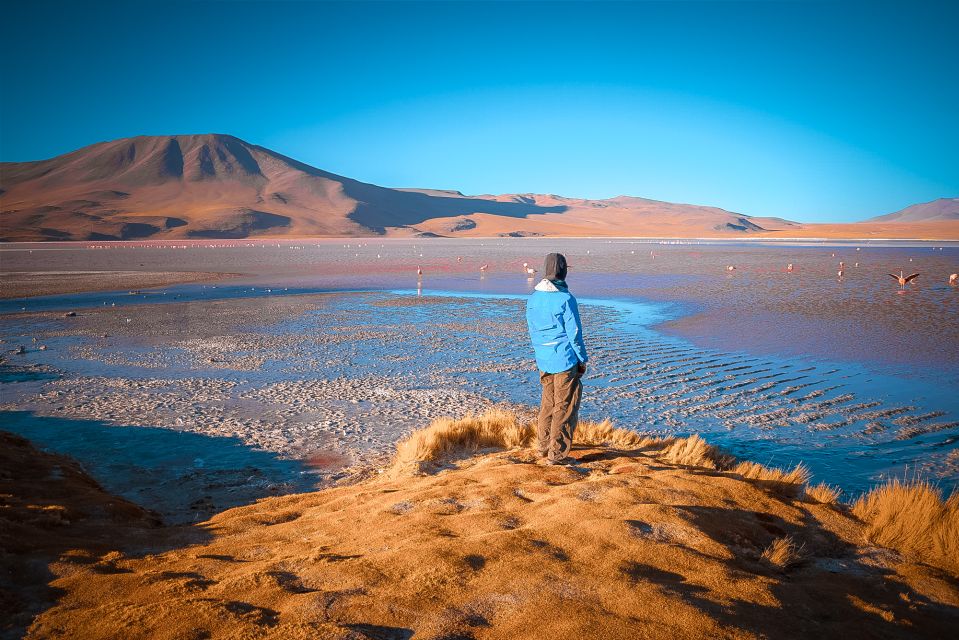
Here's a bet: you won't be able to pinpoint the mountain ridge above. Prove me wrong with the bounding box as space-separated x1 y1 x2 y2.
867 197 959 223
1 134 955 241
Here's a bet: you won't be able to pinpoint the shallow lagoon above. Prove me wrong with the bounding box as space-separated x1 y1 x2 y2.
1 239 957 520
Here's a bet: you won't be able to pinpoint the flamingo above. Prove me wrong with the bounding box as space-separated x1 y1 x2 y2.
726 265 736 272
417 266 423 278
787 263 793 272
949 273 957 286
837 269 844 279
480 264 489 272
888 270 920 290
839 261 845 269
523 262 537 276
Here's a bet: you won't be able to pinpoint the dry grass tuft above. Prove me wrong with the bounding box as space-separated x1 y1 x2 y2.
392 410 668 474
806 482 842 505
575 419 667 449
731 461 810 497
392 409 527 472
761 536 803 569
852 479 959 574
661 434 733 470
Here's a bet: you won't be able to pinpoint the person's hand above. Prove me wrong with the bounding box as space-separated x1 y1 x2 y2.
577 362 587 376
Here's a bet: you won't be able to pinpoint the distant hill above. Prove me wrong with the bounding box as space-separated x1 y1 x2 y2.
0 134 799 241
0 134 579 241
867 198 959 223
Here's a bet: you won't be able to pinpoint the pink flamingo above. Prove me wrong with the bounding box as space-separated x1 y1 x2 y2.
888 270 919 291
786 263 793 272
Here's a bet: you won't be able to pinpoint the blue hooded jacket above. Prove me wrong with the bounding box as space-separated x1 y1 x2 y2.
526 279 588 374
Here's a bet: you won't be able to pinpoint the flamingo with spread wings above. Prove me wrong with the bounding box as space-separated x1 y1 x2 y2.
888 270 920 290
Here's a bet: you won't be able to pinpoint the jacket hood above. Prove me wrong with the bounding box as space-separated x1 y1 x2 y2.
534 278 567 292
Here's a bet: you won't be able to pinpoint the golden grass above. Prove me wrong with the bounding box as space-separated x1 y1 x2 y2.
761 536 803 569
392 409 525 471
730 460 811 498
391 410 668 474
852 479 959 574
661 434 734 470
806 482 842 505
574 419 667 449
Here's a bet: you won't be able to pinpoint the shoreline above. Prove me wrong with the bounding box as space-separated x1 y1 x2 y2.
2 235 958 247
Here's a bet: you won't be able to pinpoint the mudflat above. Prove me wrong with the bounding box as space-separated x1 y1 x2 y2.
0 270 230 299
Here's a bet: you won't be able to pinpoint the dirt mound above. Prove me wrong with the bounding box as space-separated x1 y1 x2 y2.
0 431 163 639
14 412 959 639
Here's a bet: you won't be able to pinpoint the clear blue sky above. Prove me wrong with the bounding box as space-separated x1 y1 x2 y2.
1 1 956 222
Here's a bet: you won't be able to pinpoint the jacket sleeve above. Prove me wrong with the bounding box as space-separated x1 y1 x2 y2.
562 296 588 364
525 300 537 345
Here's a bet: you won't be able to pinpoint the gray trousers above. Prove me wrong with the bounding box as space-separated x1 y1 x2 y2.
536 365 583 461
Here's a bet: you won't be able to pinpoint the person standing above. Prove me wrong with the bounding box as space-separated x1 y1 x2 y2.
525 252 588 464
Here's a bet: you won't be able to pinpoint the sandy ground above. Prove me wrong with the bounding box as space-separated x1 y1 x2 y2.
7 432 958 640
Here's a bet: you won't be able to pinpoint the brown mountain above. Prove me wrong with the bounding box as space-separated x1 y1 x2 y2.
867 197 959 223
0 134 802 241
404 191 802 238
0 134 580 241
